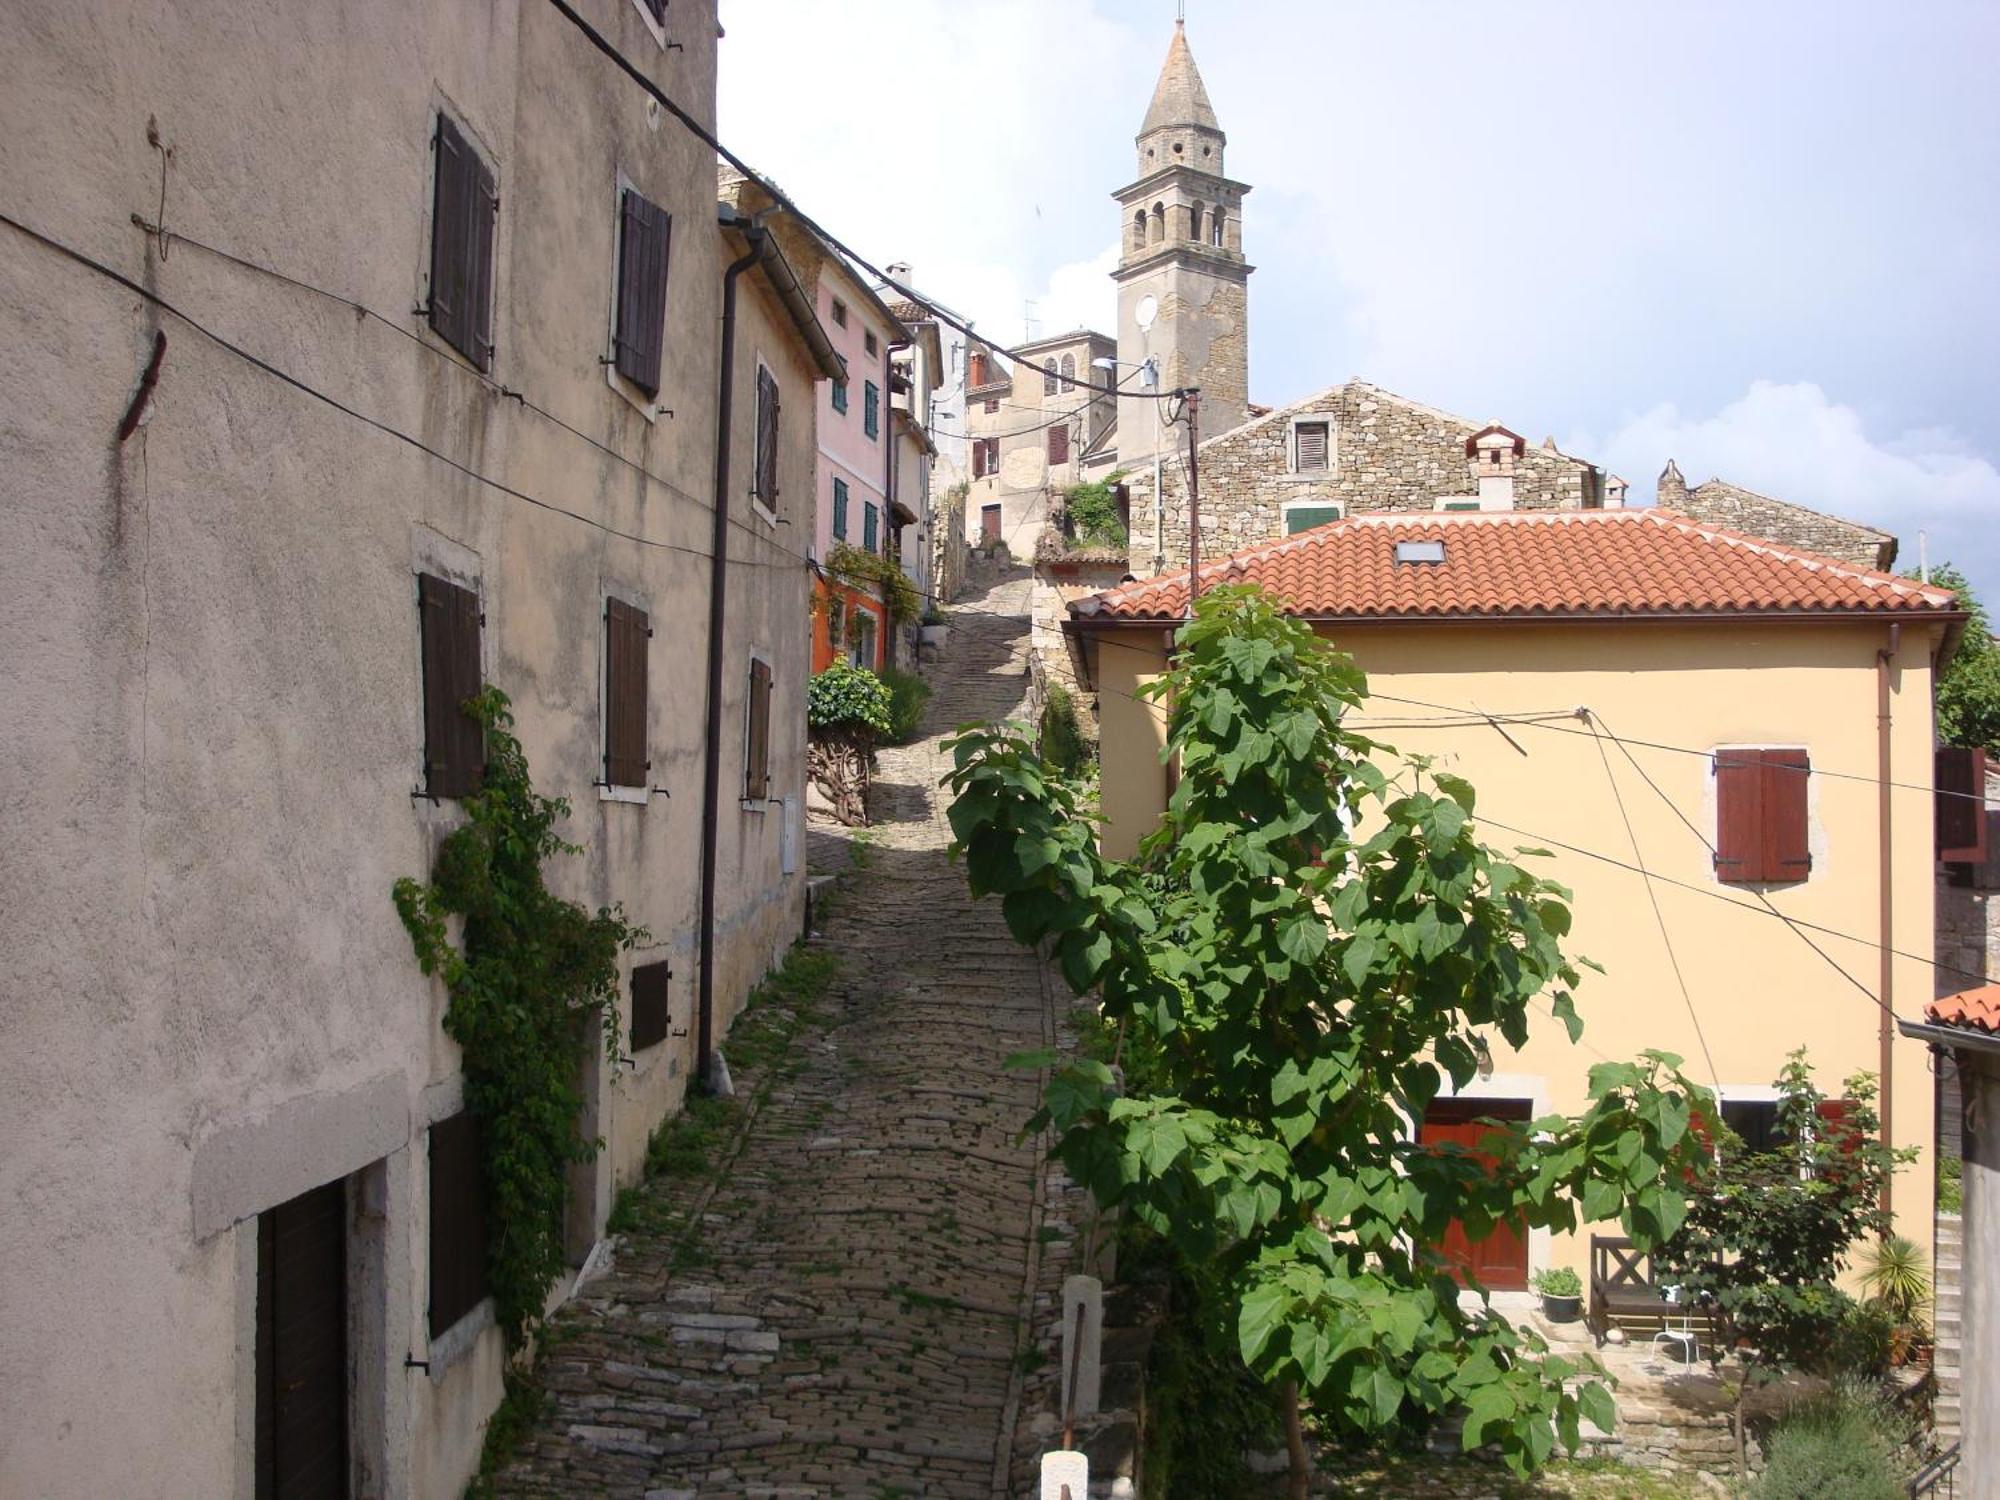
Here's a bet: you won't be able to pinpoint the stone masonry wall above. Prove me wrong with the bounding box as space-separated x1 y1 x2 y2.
1665 473 1897 571
1127 380 1596 574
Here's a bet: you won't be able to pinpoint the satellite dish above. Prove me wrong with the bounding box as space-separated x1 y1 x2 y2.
1135 294 1158 331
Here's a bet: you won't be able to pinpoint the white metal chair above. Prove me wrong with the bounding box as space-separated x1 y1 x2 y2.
1650 1284 1700 1365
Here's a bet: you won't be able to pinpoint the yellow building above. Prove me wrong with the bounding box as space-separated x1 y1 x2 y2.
1069 509 1966 1287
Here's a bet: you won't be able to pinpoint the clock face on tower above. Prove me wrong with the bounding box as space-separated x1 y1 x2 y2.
1135 295 1158 331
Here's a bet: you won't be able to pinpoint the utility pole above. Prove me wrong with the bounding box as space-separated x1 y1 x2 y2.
1183 388 1202 613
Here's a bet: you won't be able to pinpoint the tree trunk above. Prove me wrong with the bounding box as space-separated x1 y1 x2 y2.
1732 1370 1750 1482
1282 1381 1310 1500
807 734 872 826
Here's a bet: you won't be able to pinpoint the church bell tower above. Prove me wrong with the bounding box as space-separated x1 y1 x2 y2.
1113 19 1253 467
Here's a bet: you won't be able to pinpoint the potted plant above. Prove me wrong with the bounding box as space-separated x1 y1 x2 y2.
919 603 949 648
1533 1266 1584 1323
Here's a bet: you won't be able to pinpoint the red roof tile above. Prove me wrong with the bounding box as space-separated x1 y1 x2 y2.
1929 984 2000 1034
1070 510 1961 624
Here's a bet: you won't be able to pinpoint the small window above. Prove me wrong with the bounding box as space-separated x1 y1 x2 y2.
1293 420 1330 473
744 658 773 800
832 476 850 539
864 329 879 358
1937 747 1990 864
862 501 879 553
830 298 847 328
630 960 670 1051
830 378 848 415
850 609 877 669
603 597 650 790
863 381 880 440
1043 359 1059 396
1048 424 1069 465
753 366 780 504
982 398 999 414
428 1110 490 1339
1393 539 1446 565
418 573 483 799
611 187 672 396
1060 354 1076 385
1714 748 1811 884
428 114 498 370
1719 1098 1786 1155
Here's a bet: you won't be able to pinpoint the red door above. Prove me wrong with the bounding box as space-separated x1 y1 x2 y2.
1419 1098 1531 1291
980 503 1002 543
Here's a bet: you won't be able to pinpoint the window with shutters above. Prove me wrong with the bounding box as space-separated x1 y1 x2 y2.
609 186 672 400
418 573 484 800
983 398 1000 414
1048 423 1070 465
427 113 498 371
1043 359 1059 396
830 378 847 415
752 363 780 512
830 298 847 328
602 596 650 800
864 330 879 358
850 609 877 669
863 381 880 440
862 502 879 554
831 476 850 540
630 960 671 1051
743 656 773 801
1936 747 1990 865
1713 747 1812 884
1282 502 1341 535
428 1110 490 1339
1291 419 1331 473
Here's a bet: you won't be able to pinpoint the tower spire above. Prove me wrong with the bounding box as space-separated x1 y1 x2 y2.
1141 18 1221 137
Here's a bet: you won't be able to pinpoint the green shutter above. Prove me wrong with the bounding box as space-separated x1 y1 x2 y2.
832 477 849 539
864 381 879 439
831 379 847 414
1441 501 1480 512
862 502 878 552
1284 505 1342 535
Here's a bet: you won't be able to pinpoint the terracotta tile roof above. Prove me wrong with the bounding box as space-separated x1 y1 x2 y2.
1069 510 1960 624
1928 984 2000 1033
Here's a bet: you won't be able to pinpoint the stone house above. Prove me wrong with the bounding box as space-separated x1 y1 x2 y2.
1071 509 1967 1295
0 2 838 1495
1659 462 1898 570
963 327 1119 555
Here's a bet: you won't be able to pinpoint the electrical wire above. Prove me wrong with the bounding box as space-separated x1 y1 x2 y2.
537 0 1192 407
0 209 802 573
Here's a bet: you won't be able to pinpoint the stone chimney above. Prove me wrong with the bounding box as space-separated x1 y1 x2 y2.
1606 475 1630 509
1657 459 1689 509
1466 423 1524 511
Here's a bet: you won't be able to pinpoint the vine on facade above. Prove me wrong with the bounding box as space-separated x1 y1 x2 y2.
827 540 921 624
393 687 646 1350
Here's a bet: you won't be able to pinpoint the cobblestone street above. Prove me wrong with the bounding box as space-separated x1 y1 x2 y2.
489 567 1084 1499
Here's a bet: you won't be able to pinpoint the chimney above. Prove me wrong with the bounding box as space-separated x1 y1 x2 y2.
1466 423 1523 511
1605 475 1630 509
1657 459 1688 509
885 261 912 284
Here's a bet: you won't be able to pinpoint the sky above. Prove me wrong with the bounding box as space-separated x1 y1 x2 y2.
717 0 2000 603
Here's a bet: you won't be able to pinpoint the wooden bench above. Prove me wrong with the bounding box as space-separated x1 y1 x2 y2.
1589 1235 1715 1344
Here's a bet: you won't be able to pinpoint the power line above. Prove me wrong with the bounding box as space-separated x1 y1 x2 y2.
0 209 801 574
537 0 1190 408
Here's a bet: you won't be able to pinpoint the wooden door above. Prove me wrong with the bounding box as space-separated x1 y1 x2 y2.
980 503 1002 543
256 1179 349 1500
1419 1098 1531 1291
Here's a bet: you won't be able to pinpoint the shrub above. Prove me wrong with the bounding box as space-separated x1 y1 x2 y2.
1065 475 1129 549
1812 1292 1896 1379
1939 1150 1963 1214
1531 1267 1582 1298
1750 1381 1908 1500
879 666 932 745
1038 682 1091 775
1858 1235 1930 1325
807 660 892 740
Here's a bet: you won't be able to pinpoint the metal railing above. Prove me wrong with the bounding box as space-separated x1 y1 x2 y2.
1907 1441 1961 1498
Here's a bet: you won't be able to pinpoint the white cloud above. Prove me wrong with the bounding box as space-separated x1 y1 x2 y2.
1568 381 2000 582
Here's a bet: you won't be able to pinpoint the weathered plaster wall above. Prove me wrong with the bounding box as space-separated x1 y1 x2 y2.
1087 618 1941 1269
1126 381 1597 575
0 1 809 1494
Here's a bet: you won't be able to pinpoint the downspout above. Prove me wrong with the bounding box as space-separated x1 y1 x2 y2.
883 342 901 672
1877 621 1900 1217
697 218 764 1092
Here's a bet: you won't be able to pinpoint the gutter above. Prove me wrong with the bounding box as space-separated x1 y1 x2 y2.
1897 1017 2000 1058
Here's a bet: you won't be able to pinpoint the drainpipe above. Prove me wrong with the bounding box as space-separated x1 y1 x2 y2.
1877 621 1899 1218
697 220 765 1093
883 342 901 673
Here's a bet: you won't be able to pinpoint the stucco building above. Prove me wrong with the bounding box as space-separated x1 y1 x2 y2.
1071 511 1965 1288
962 328 1119 556
0 2 838 1494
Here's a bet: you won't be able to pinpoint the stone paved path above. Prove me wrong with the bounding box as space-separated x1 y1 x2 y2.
489 566 1072 1499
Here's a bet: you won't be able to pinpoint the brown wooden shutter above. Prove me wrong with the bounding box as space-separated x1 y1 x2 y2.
1048 424 1069 464
428 115 471 356
1761 748 1811 881
466 155 497 370
754 367 780 502
613 189 671 397
419 573 483 799
1713 749 1764 883
603 597 650 788
1295 422 1329 471
642 0 666 21
745 658 772 800
630 960 671 1051
1938 746 1990 863
427 1110 489 1338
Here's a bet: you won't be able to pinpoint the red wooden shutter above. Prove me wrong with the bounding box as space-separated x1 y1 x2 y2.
1938 747 1989 863
1048 424 1070 464
1761 749 1811 881
745 659 773 800
1713 749 1764 882
614 189 672 397
630 960 671 1050
603 598 650 788
419 573 483 800
427 1110 489 1337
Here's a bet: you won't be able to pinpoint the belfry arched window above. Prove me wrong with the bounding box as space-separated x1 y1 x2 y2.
1189 203 1205 242
1150 202 1165 244
1059 354 1075 387
1210 206 1226 248
1132 210 1146 250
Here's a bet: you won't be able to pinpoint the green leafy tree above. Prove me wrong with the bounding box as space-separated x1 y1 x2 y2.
807 659 893 825
944 586 1710 1491
1655 1052 1911 1478
1906 563 2000 750
394 689 645 1348
1063 473 1130 549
